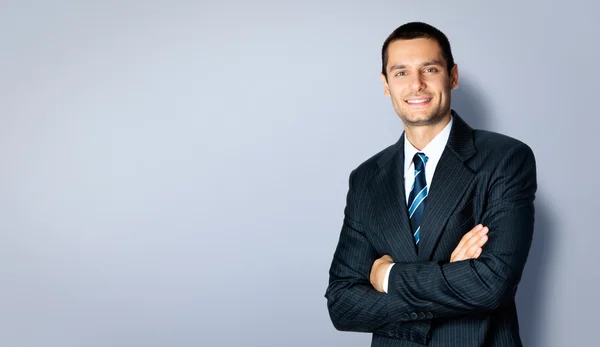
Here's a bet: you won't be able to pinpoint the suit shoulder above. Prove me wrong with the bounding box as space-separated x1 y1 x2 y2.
348 142 398 186
473 129 535 157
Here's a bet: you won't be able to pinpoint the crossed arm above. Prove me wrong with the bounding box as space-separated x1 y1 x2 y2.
325 143 536 332
370 224 490 293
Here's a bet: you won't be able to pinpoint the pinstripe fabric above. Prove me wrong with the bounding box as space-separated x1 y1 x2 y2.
325 111 537 346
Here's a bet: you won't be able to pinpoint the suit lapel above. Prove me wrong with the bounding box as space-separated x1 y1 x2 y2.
368 135 418 261
417 112 477 260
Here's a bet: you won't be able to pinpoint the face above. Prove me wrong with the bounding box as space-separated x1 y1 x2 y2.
381 38 458 127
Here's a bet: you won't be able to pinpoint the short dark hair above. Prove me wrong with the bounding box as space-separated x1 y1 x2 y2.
381 22 455 79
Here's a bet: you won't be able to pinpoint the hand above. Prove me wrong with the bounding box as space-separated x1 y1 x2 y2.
450 224 489 262
370 254 394 293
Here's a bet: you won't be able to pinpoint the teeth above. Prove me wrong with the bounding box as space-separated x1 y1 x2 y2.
407 99 430 103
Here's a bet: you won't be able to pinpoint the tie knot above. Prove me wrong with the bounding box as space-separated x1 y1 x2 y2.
413 152 428 171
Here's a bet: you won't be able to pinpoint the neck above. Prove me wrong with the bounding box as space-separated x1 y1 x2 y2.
404 114 451 150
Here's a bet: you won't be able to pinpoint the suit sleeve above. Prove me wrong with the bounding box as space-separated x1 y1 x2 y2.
385 142 537 321
325 169 430 337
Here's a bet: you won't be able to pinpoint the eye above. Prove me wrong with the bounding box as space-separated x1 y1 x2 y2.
424 67 438 73
394 71 407 77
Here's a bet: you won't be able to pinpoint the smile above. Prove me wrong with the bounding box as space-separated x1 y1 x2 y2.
405 98 432 105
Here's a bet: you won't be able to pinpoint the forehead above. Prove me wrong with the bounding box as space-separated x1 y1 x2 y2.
386 38 445 69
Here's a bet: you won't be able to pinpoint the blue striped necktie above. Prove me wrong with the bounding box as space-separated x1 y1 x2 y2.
407 152 428 244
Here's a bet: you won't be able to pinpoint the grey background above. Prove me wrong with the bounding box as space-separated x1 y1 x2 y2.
0 1 597 346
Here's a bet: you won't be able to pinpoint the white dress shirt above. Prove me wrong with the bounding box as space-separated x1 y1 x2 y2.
383 116 454 293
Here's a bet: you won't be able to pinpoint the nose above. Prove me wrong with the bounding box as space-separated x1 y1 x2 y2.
409 72 426 91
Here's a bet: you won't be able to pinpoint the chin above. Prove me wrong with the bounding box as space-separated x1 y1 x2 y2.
401 112 444 126
403 114 434 123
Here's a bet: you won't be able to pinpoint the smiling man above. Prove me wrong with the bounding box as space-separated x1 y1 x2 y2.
325 22 537 346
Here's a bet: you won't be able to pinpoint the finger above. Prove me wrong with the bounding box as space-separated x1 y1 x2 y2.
465 234 488 259
463 228 488 255
479 226 489 236
477 230 489 247
462 247 482 261
464 226 488 248
455 224 483 251
456 227 488 260
458 224 483 246
465 244 482 260
469 232 489 259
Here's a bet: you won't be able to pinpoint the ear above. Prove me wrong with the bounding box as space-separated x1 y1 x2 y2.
450 64 459 90
380 73 391 97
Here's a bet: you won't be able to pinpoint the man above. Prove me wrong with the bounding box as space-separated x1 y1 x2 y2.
325 22 536 346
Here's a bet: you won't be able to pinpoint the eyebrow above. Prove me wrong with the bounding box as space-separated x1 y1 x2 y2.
388 60 445 71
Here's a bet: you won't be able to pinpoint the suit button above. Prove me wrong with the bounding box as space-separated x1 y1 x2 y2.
410 312 418 319
426 312 434 319
401 313 409 320
418 312 425 319
388 331 394 337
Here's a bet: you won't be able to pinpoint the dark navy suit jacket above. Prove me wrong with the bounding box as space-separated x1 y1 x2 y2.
325 111 537 346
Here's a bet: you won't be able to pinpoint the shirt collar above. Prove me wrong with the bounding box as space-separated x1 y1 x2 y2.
404 116 454 176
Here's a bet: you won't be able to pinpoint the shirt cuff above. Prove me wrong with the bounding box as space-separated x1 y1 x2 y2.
383 263 395 293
